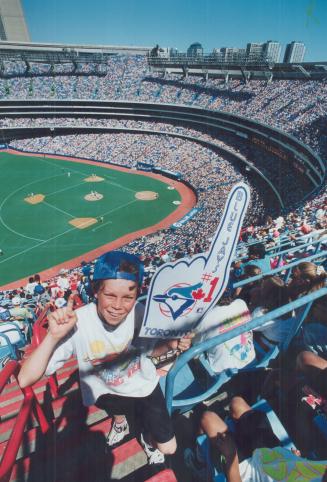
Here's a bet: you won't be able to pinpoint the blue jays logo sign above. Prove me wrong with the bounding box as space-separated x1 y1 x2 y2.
139 183 250 339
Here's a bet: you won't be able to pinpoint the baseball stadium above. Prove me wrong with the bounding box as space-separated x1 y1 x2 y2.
0 5 327 482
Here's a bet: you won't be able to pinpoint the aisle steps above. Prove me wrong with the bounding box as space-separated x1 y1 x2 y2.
0 358 177 481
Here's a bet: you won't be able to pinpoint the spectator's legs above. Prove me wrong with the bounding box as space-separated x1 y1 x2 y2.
200 410 228 442
230 396 251 420
296 351 327 396
296 351 327 372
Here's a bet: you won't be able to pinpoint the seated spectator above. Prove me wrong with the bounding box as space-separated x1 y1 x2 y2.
25 276 36 296
57 270 70 291
241 243 271 274
195 298 255 374
233 265 262 308
287 262 327 301
9 296 34 336
251 277 296 349
185 396 327 481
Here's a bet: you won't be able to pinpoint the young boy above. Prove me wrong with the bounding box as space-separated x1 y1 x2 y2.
19 250 192 464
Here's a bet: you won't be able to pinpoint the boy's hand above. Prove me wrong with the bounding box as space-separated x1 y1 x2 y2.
47 295 77 341
168 332 195 352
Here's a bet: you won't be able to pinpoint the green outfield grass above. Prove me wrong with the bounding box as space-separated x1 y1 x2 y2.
0 152 181 286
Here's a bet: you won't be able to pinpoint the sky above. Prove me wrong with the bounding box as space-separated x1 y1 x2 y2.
22 0 327 61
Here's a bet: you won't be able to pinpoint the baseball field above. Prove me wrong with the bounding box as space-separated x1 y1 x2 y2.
0 151 190 288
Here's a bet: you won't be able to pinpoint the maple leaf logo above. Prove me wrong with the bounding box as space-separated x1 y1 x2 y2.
192 288 205 300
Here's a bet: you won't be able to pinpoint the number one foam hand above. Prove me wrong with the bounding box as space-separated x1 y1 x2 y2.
139 182 250 339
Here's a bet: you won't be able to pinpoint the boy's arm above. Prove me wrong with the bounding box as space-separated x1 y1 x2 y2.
18 332 60 388
18 296 77 388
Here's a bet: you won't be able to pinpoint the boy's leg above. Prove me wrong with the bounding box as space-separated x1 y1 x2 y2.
230 396 252 420
138 384 176 462
95 394 132 446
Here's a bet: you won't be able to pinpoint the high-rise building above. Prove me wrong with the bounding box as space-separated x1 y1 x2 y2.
246 42 266 61
187 42 203 57
283 41 306 63
0 0 30 42
264 41 281 63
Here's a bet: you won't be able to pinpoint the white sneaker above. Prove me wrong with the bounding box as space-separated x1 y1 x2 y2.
106 419 129 446
140 433 165 465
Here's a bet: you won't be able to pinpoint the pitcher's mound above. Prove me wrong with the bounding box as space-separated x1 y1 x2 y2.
84 175 104 182
135 191 158 201
85 192 103 201
69 218 97 229
25 194 45 204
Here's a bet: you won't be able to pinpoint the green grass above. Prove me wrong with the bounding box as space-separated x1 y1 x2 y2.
0 152 181 285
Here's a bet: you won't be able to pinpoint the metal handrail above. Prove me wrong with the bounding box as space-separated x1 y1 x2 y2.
164 287 327 414
0 361 50 482
233 251 327 289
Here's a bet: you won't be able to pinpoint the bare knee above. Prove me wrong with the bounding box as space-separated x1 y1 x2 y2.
200 410 228 438
297 351 327 372
230 396 251 420
157 436 177 455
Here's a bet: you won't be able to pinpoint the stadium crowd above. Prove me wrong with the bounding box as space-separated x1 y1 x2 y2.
1 54 327 478
0 55 326 160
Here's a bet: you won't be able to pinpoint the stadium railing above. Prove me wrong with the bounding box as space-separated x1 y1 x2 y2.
233 250 327 290
0 360 50 482
163 286 327 415
31 303 59 399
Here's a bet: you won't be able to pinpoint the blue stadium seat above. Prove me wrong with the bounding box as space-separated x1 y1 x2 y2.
195 399 296 482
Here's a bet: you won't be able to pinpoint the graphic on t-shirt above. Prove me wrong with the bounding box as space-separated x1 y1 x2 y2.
83 339 131 366
95 352 141 387
227 333 253 362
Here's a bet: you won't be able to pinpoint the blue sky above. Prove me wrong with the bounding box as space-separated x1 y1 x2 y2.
22 0 326 61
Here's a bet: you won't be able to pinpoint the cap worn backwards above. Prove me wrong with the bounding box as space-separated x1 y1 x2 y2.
93 251 144 286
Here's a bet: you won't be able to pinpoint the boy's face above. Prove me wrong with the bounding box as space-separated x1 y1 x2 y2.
95 278 138 327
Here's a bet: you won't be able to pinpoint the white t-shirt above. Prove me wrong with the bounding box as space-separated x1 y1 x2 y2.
196 299 255 373
46 302 159 406
57 276 70 291
239 447 326 481
252 308 297 345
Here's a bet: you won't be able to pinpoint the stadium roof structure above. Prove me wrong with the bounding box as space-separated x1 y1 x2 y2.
147 53 327 81
0 41 148 77
0 40 152 58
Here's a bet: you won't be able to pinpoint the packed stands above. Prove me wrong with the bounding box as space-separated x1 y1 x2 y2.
0 49 327 481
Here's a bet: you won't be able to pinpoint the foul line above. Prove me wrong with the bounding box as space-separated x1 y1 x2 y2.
0 224 77 266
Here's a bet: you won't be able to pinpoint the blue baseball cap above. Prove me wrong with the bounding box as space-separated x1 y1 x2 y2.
93 251 144 286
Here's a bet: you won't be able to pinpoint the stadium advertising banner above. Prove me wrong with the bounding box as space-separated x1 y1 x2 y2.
136 161 153 171
171 207 201 229
140 183 250 339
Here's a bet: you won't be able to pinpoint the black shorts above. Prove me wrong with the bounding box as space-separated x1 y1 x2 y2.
95 384 174 444
233 409 280 462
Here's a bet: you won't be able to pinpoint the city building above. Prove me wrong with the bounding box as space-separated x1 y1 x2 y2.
187 42 203 57
246 42 265 61
264 40 281 63
284 41 306 63
0 0 30 41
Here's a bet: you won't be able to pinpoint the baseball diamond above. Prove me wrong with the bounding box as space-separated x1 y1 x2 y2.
0 151 195 287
